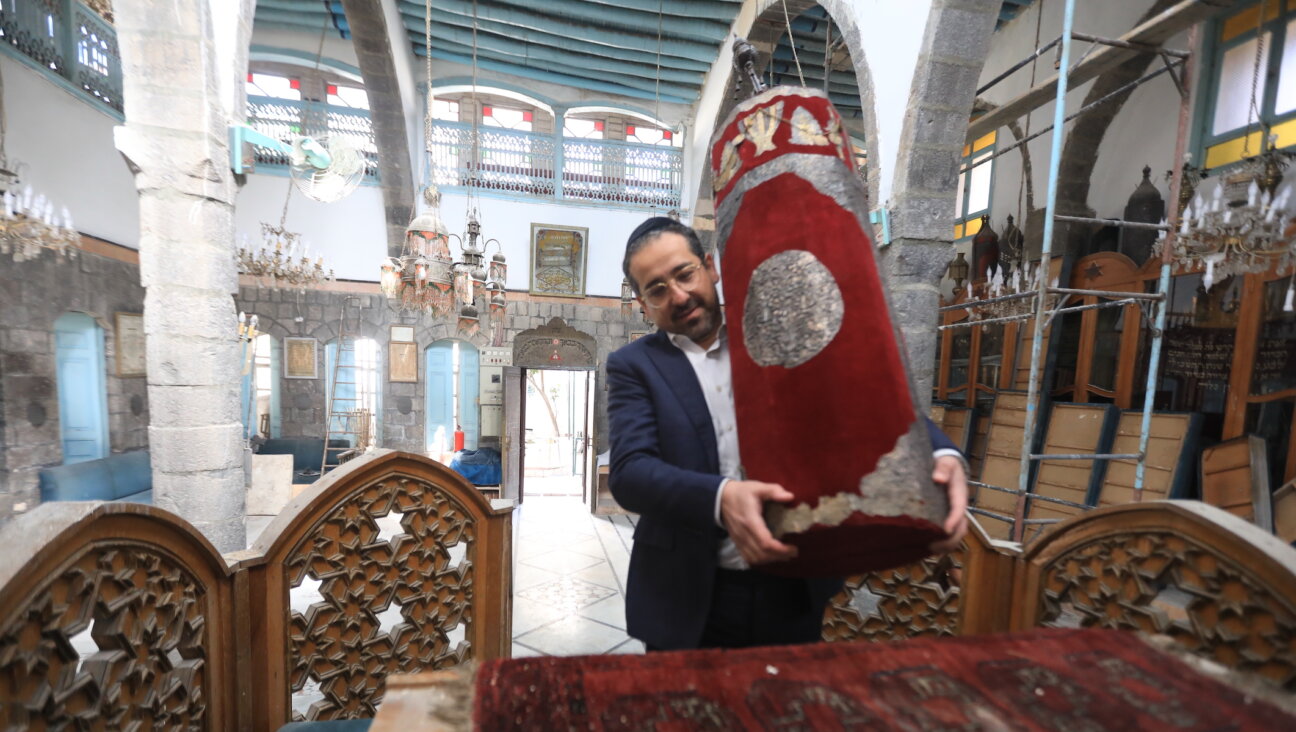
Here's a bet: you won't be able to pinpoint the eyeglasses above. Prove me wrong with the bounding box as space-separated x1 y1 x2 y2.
641 262 704 308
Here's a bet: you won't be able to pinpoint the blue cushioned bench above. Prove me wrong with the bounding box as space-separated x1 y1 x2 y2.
38 450 153 504
259 438 351 484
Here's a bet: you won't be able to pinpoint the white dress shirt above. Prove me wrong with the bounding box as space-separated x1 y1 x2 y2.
666 326 964 571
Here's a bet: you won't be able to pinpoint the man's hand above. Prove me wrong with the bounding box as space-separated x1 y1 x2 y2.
720 480 798 566
929 456 970 554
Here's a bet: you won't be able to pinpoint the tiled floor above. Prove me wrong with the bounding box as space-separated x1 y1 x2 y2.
510 494 643 657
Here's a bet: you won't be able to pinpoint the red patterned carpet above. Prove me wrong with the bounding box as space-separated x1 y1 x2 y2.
475 628 1292 730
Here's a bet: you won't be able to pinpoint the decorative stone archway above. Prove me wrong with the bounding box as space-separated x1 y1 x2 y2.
512 318 597 370
703 0 1000 406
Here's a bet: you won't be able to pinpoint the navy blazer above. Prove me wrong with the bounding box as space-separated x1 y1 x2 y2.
606 329 957 649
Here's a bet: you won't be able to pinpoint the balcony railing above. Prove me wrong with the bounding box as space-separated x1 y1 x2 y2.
0 0 122 114
428 121 682 210
245 95 380 181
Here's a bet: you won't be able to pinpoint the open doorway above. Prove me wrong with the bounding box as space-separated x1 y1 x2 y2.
521 368 593 498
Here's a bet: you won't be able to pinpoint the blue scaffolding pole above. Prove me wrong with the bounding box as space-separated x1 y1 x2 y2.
940 0 1200 543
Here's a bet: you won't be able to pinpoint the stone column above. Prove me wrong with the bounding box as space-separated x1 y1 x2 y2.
877 0 999 409
341 0 416 259
113 0 254 551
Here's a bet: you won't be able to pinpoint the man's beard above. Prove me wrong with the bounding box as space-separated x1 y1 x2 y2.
669 291 721 343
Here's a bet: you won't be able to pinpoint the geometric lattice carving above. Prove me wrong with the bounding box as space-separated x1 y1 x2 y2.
285 476 476 721
1038 532 1296 691
0 547 208 728
821 551 963 643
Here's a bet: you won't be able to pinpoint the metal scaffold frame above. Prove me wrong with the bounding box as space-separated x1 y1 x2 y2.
940 0 1201 543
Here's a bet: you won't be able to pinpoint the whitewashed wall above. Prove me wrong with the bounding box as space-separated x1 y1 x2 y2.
2 54 140 247
235 174 659 297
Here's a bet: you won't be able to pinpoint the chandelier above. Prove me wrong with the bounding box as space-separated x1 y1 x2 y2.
448 207 507 340
964 260 1058 322
238 222 335 287
380 0 508 343
1164 136 1296 291
1161 0 1296 304
1 172 79 262
382 185 456 315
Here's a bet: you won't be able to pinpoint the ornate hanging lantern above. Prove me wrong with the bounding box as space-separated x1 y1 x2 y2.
620 277 635 317
383 185 454 315
946 252 969 292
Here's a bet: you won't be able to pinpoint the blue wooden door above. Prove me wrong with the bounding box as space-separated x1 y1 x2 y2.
54 312 109 464
458 343 480 450
425 341 454 452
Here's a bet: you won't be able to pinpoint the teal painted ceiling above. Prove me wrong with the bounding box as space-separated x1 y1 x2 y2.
251 1 1034 108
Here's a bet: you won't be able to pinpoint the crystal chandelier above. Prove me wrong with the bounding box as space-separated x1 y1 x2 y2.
0 169 79 262
964 260 1058 322
238 222 335 287
1164 136 1296 291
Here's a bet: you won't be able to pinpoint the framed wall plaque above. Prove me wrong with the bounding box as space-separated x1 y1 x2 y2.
530 223 589 297
389 342 418 383
390 325 415 343
284 337 318 379
114 312 145 377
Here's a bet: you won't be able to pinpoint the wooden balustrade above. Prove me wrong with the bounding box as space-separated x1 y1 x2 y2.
0 450 513 730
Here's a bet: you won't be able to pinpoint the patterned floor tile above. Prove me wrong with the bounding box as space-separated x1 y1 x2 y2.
514 616 629 656
517 576 617 613
518 548 603 575
577 593 626 630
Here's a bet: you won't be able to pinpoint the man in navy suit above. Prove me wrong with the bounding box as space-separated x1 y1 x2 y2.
607 218 968 651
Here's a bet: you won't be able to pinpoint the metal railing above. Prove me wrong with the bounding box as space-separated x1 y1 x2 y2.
427 121 683 209
428 122 556 197
0 0 122 113
245 95 379 181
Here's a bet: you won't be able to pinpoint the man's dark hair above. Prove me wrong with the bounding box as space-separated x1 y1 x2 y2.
621 219 706 294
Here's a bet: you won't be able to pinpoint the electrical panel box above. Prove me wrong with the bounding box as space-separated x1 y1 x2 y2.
478 347 511 438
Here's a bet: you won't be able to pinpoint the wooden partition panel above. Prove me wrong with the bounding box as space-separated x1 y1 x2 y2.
822 501 1296 694
974 391 1033 539
0 452 514 730
1013 501 1296 692
1025 403 1114 541
0 503 241 730
241 450 513 728
1201 435 1273 530
1098 411 1200 505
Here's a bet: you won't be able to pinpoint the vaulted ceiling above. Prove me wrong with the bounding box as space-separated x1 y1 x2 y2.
251 1 1035 109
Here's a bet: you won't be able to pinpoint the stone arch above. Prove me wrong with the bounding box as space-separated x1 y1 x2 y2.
512 318 596 370
703 0 999 404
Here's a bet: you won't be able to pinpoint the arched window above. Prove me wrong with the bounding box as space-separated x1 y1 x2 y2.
326 338 381 447
425 340 480 455
54 312 109 464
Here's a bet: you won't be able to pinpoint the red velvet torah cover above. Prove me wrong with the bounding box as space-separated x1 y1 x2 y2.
473 628 1294 730
711 87 945 577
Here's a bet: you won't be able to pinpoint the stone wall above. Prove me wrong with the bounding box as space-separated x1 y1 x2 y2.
233 283 641 455
0 243 149 518
0 238 645 524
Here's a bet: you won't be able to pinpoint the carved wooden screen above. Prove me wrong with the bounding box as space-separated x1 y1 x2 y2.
242 450 513 726
0 502 238 729
1014 501 1296 692
821 522 1007 643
